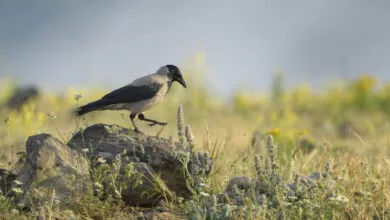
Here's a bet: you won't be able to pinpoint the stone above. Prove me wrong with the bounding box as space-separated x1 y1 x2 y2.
120 162 172 206
67 124 213 207
12 134 91 207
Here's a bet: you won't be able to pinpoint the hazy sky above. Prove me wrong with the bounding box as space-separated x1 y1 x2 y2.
0 1 389 96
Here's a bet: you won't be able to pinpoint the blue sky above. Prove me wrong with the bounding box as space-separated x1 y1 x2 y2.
1 1 389 96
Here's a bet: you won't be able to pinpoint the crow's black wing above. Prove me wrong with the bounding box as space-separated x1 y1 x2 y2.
76 83 162 115
101 83 162 104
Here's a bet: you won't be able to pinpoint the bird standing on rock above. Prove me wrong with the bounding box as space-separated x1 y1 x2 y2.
76 64 186 132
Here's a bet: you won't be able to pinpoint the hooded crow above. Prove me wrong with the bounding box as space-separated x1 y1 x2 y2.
76 64 186 132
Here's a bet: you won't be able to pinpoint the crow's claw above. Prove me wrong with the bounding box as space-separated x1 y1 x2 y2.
147 122 167 127
133 128 143 133
147 123 156 127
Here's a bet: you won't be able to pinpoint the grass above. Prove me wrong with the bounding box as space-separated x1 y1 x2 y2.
0 62 390 219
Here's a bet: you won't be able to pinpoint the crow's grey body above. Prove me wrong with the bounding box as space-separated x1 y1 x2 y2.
99 72 170 112
76 64 186 132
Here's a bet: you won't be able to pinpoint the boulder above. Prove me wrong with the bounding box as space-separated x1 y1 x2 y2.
67 123 213 207
12 134 91 207
6 85 40 110
119 162 172 206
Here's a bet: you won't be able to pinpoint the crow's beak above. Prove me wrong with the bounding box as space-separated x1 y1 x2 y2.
177 76 187 88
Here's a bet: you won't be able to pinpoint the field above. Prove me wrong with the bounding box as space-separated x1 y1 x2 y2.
0 60 390 219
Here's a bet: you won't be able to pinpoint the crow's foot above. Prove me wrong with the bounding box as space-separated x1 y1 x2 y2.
147 121 168 127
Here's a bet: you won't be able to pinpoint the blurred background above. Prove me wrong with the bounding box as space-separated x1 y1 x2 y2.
1 1 390 97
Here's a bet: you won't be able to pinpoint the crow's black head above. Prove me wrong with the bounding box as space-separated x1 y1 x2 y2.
166 64 186 88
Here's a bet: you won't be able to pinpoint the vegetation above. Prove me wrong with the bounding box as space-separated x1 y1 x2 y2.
0 55 389 219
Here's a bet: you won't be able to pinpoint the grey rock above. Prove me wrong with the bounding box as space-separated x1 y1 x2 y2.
224 176 254 205
225 176 253 195
12 134 91 207
68 123 213 206
120 162 173 206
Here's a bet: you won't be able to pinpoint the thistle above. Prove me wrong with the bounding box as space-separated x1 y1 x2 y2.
177 105 186 150
254 155 263 179
325 159 333 176
185 125 195 152
293 172 301 190
264 157 271 171
211 194 218 217
266 135 278 174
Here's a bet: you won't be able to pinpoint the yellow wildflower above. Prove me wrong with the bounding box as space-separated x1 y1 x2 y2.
268 128 281 136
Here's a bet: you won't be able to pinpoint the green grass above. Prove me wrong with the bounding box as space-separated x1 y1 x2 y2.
0 68 390 219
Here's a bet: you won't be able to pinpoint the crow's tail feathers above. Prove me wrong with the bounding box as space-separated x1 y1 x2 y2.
76 106 98 116
75 99 108 116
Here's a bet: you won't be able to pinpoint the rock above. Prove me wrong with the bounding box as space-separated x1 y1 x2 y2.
6 85 40 110
67 124 213 207
12 134 91 207
225 176 253 196
119 162 173 206
223 176 254 205
0 169 17 195
12 151 27 174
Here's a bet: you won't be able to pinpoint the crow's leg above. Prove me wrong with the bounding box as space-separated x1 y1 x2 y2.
130 113 140 132
138 113 167 127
